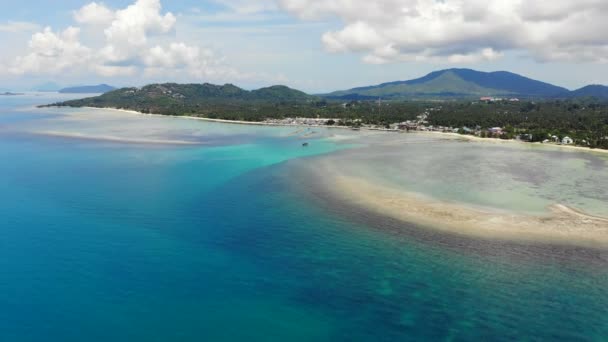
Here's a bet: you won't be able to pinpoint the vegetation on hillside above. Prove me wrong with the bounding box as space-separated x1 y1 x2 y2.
564 85 608 100
46 83 424 123
44 82 608 149
325 68 570 99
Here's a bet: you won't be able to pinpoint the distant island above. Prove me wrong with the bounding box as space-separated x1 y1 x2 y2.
33 82 62 92
43 69 608 150
1 92 24 96
59 84 116 94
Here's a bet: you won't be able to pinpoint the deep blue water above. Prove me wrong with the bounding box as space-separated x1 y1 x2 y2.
1 95 607 341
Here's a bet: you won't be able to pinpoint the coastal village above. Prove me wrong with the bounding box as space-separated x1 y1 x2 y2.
262 99 581 147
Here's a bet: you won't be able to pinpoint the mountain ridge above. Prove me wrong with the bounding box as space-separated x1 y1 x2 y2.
47 71 608 109
47 83 319 115
562 84 608 99
325 68 571 99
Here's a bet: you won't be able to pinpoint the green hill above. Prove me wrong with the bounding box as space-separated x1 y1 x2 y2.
250 85 312 101
325 68 569 99
54 83 316 106
46 83 319 118
563 85 608 100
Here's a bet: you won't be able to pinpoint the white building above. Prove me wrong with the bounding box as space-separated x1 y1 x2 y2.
562 136 574 145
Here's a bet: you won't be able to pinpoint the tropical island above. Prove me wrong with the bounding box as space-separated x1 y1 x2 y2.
43 69 608 150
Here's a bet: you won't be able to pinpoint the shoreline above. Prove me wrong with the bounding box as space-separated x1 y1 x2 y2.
68 106 608 156
80 106 355 129
420 131 608 155
39 105 608 248
312 166 608 249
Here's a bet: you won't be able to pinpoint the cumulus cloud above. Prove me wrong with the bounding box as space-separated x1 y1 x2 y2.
94 65 138 77
278 0 608 64
73 2 115 25
4 0 244 81
143 43 241 79
8 27 91 75
101 0 176 62
144 43 204 69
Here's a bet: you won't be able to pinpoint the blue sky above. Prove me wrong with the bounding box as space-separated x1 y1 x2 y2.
1 0 607 92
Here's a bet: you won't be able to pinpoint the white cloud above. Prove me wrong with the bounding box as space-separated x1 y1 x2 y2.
142 42 244 79
144 43 201 69
8 27 91 75
103 0 176 61
3 0 249 82
278 0 608 64
73 2 115 25
94 65 138 77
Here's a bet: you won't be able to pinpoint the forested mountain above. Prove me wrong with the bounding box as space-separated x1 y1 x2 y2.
46 83 319 117
563 85 608 100
325 69 569 99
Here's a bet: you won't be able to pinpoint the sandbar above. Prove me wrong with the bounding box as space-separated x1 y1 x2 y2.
28 130 202 145
311 162 608 249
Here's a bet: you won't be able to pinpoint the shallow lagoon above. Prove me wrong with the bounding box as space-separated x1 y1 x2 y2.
299 132 608 216
1 94 607 341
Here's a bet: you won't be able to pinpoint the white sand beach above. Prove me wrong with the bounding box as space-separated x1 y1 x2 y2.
82 106 608 156
326 173 608 248
331 176 608 248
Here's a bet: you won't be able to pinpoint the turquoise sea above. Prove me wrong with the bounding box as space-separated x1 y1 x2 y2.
1 94 607 341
